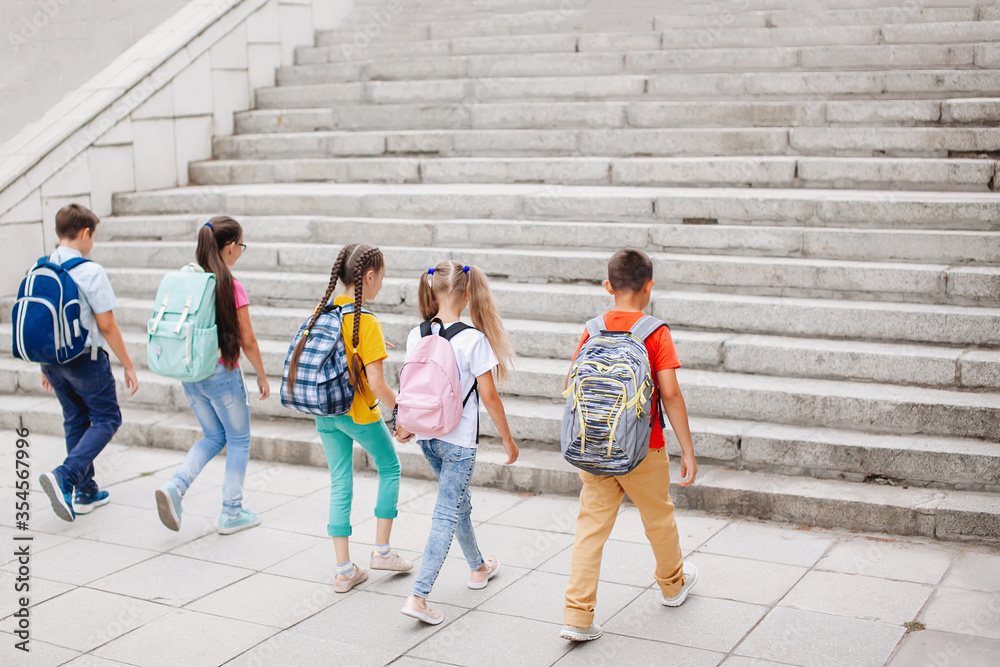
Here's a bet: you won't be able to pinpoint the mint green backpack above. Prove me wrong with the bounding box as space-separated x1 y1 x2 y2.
147 263 219 383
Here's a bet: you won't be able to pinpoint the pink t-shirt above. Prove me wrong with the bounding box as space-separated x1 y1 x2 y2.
219 279 249 365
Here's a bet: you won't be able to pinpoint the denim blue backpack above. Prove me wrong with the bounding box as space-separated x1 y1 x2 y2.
561 314 667 476
11 256 92 365
280 302 370 415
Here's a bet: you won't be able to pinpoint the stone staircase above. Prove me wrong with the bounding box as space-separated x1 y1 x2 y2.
4 0 1000 543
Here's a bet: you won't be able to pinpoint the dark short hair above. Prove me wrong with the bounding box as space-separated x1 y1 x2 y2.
55 203 100 239
607 248 653 292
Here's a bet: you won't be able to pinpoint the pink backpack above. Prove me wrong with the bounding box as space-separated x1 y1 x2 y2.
396 319 478 438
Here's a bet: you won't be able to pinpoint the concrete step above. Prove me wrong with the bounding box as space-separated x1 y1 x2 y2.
235 99 1000 134
5 398 997 542
5 360 999 478
96 214 1000 266
213 127 1000 160
111 183 1000 232
9 294 992 390
334 7 976 34
255 70 1000 107
282 43 984 84
88 241 1000 307
320 15 993 46
68 266 1000 346
7 342 1000 440
189 155 999 192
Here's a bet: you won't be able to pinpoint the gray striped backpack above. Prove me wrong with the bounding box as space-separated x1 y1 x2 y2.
561 314 666 476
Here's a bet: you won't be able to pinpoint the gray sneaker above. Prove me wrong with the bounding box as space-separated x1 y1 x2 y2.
155 481 183 531
560 623 603 642
662 562 699 607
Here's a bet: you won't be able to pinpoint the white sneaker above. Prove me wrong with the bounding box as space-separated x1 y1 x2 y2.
662 562 699 607
560 623 603 642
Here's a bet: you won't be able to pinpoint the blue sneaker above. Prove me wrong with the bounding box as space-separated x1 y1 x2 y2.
39 471 75 522
218 509 260 535
73 489 110 515
155 481 183 532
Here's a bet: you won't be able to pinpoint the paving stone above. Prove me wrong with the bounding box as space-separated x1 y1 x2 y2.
263 538 421 590
817 538 954 585
93 609 276 667
89 554 253 607
610 508 731 554
8 538 157 587
456 522 575 571
919 587 1000 639
683 553 805 606
169 526 325 571
605 590 768 653
888 629 1000 667
779 570 933 625
735 607 906 667
698 522 834 567
410 610 572 666
555 633 724 667
83 508 218 553
0 635 79 666
29 587 171 652
186 572 342 628
288 590 463 654
0 573 75 621
490 494 580 533
939 551 1000 592
479 569 643 626
370 554 529 607
222 633 397 667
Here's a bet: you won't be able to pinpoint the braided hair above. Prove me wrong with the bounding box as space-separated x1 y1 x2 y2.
344 244 385 382
285 243 357 393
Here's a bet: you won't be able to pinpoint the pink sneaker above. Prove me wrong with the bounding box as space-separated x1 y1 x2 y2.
468 556 501 590
371 548 414 572
334 565 368 594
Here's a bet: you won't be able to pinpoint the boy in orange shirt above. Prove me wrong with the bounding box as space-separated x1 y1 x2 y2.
560 248 699 642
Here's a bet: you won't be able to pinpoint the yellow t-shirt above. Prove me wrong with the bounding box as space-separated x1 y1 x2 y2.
334 294 387 424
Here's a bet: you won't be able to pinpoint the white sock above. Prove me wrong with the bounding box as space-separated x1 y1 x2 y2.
374 543 391 557
336 560 355 577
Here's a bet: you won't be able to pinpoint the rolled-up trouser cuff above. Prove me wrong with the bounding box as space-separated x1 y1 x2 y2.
327 523 352 537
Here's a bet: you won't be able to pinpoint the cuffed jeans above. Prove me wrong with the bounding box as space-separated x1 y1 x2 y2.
172 364 251 517
316 414 400 537
42 350 122 492
412 438 485 599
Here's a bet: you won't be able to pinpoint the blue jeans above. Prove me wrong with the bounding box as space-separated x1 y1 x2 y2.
173 364 251 517
42 350 122 492
412 438 485 599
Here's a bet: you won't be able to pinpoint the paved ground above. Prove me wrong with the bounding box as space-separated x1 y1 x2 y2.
1 432 999 667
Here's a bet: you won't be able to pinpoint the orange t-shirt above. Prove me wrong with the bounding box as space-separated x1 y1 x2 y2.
571 310 681 449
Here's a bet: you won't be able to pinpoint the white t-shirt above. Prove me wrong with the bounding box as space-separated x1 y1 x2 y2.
47 247 118 350
404 321 499 449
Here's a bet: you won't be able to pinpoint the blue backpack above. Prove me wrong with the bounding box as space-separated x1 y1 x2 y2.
280 302 370 416
11 257 92 365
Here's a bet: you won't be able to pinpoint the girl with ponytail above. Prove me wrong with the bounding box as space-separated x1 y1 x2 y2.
287 243 413 594
155 216 269 536
400 260 519 626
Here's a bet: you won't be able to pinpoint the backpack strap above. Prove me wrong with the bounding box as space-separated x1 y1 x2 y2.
440 322 474 341
419 318 444 337
584 316 604 338
629 314 668 342
59 257 90 271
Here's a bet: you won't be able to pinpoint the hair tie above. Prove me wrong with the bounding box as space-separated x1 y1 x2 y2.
204 222 213 231
462 265 469 273
427 268 435 275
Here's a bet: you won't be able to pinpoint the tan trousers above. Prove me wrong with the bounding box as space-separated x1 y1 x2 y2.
564 447 685 628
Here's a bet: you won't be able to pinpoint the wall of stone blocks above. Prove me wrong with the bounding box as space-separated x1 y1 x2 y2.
0 0 353 296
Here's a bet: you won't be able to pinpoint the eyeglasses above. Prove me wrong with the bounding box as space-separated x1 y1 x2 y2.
234 243 247 252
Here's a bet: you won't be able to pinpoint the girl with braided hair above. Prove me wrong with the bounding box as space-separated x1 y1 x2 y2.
287 243 412 593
